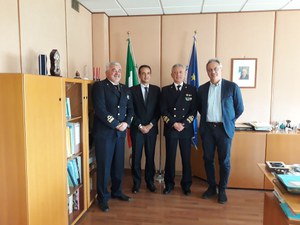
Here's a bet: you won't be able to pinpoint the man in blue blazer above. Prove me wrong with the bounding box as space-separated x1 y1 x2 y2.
92 62 134 212
130 65 160 194
197 58 244 204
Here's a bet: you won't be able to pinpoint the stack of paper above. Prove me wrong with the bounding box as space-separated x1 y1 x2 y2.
250 122 272 131
235 123 253 131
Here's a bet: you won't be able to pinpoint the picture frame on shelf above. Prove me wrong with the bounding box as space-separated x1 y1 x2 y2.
231 58 257 88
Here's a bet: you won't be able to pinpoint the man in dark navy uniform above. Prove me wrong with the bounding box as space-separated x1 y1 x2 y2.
161 64 197 196
130 65 160 194
92 62 134 212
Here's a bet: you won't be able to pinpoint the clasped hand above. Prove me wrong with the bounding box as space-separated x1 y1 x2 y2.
173 122 185 132
116 122 128 131
139 124 153 134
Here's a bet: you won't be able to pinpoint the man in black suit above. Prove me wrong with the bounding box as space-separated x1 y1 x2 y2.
92 62 134 212
130 65 160 194
161 64 197 196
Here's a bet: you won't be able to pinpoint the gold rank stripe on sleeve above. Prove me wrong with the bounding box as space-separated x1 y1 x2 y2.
107 115 115 123
163 116 170 123
187 115 194 123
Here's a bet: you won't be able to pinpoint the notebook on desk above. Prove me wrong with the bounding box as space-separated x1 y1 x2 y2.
276 174 300 194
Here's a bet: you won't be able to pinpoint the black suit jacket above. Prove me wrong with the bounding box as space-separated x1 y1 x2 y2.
161 83 197 138
92 78 134 138
130 84 161 136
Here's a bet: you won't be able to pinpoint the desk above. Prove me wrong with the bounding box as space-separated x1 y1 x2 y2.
191 131 300 189
258 163 300 225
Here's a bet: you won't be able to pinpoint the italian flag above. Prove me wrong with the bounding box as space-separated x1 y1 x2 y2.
125 38 139 148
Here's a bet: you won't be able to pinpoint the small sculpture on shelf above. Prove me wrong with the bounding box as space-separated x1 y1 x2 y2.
50 49 61 76
74 71 81 79
286 120 291 129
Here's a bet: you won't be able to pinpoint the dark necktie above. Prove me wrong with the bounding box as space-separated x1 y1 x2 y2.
177 85 181 91
114 85 120 92
144 87 149 103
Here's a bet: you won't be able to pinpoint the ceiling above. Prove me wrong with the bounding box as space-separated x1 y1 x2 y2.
78 0 300 16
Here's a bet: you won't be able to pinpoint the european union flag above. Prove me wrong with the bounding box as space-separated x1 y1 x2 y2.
187 37 199 149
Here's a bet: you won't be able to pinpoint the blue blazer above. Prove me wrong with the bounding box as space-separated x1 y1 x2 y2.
197 79 244 138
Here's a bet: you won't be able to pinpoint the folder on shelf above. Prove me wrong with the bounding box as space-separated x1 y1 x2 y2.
67 161 78 186
277 174 300 194
73 122 81 154
75 156 82 184
70 159 80 185
67 122 80 155
66 97 71 119
66 126 72 158
280 202 300 219
67 123 75 155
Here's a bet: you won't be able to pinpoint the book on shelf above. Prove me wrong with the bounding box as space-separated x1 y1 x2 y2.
68 195 73 214
73 190 80 211
280 202 300 220
66 97 71 119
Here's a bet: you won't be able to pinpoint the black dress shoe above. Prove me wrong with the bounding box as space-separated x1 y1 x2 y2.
132 186 140 194
163 186 173 195
218 190 228 204
183 188 191 196
99 201 109 212
202 186 217 199
112 194 132 202
147 183 157 193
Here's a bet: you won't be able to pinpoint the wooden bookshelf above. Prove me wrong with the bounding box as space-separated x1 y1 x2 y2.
0 74 68 225
0 74 95 225
64 79 87 225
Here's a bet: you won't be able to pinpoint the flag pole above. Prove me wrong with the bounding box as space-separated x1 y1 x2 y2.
126 31 132 167
187 30 199 150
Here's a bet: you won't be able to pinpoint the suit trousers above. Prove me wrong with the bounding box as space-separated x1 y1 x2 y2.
201 123 232 191
94 135 125 203
164 137 192 190
131 132 157 188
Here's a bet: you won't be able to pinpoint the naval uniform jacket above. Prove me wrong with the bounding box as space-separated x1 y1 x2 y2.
92 78 134 138
161 83 197 138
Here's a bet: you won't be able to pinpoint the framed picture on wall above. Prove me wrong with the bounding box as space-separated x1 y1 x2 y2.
231 58 257 88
